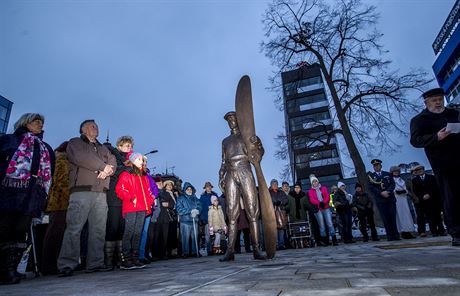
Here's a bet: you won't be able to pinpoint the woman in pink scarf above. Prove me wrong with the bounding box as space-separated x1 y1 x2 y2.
0 113 55 285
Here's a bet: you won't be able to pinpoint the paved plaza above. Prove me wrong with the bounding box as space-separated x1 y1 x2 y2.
3 236 460 295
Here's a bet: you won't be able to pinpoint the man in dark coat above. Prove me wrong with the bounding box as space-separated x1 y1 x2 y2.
411 165 446 237
368 159 400 241
410 88 460 246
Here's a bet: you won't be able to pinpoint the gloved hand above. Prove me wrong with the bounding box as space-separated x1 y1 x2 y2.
319 201 325 209
209 226 214 236
191 209 200 218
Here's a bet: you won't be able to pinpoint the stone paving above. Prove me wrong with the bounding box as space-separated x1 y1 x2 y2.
2 236 460 295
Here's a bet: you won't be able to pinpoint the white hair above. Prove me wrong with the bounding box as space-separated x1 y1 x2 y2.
14 113 45 130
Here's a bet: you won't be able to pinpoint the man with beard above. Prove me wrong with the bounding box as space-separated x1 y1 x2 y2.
410 88 460 246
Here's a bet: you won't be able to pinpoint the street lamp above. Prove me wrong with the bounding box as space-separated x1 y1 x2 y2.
145 149 158 156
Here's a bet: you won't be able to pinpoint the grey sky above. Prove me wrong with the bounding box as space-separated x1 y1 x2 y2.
0 0 454 191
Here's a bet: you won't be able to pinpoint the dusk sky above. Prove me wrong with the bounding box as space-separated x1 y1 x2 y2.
0 0 454 192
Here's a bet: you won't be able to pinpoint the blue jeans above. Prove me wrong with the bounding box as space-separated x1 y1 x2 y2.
277 229 286 248
138 216 151 260
314 208 335 237
180 222 197 255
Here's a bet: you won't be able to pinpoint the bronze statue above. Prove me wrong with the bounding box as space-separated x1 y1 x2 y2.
219 76 277 261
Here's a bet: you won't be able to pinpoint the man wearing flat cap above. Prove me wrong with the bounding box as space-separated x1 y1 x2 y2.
367 159 400 241
410 88 460 246
411 165 446 237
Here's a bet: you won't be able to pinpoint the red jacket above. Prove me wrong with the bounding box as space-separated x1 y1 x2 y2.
308 186 331 210
116 171 154 218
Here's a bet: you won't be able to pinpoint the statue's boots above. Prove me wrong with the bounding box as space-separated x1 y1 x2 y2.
249 220 266 260
220 222 237 262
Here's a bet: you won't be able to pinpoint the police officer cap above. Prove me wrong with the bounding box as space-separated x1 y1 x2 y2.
371 159 382 165
224 111 236 121
422 88 445 100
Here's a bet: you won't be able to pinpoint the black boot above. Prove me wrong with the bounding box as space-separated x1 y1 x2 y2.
332 235 339 246
120 252 135 270
104 241 116 270
131 251 145 269
114 240 122 268
318 237 328 247
362 233 369 242
0 244 23 285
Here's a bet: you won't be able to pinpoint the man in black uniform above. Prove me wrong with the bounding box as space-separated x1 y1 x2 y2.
410 88 460 246
368 159 400 241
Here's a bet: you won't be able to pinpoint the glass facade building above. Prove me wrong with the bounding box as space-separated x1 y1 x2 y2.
0 95 13 135
281 64 343 189
432 0 460 107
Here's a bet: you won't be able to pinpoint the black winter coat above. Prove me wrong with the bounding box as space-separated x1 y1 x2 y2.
158 189 177 224
0 127 55 217
333 189 352 211
410 108 460 174
105 145 129 207
352 191 373 213
412 174 443 210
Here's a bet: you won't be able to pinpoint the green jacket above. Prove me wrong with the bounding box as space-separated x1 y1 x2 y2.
285 191 310 222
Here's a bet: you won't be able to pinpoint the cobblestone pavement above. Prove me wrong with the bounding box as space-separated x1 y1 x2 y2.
3 236 460 295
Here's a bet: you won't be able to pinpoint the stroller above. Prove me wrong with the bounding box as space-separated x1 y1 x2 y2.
287 216 314 248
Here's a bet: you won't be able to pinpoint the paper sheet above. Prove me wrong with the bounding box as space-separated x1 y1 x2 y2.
446 122 460 133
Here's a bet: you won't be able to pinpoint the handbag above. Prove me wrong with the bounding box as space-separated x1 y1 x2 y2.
275 206 288 229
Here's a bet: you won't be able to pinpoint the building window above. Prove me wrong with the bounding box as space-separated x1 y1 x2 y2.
292 132 336 150
0 105 8 121
443 55 460 82
290 111 332 132
284 76 323 96
286 93 328 113
447 76 460 102
295 148 339 169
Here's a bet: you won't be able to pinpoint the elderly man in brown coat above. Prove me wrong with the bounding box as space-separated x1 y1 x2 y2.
58 120 116 276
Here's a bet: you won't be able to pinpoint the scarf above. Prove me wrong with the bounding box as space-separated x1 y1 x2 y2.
3 132 52 193
313 184 323 202
394 177 407 196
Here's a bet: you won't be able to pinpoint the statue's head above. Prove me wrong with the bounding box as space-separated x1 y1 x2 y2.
224 111 239 132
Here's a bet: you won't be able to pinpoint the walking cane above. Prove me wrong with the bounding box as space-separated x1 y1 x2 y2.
192 215 199 258
30 221 40 277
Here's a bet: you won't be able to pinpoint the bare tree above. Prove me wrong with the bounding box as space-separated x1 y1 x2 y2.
262 0 432 188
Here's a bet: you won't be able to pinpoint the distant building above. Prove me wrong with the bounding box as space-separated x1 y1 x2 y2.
281 63 343 189
0 95 13 134
432 0 460 108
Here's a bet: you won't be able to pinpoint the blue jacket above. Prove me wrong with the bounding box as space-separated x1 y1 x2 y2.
176 182 202 224
199 190 218 223
367 170 396 204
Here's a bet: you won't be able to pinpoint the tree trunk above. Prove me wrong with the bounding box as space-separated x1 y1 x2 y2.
317 60 383 226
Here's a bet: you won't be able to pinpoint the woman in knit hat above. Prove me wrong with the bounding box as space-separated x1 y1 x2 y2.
307 175 338 246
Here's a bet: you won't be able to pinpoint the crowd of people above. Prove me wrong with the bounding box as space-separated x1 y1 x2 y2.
0 87 458 285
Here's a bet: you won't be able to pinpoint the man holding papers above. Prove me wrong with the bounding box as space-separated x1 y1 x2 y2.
410 88 460 246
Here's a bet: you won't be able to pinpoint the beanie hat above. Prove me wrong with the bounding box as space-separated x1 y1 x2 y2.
295 181 302 188
337 181 346 188
129 152 143 163
355 183 362 189
211 195 218 203
310 175 319 185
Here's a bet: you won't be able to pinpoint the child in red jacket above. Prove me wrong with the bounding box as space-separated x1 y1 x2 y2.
116 152 154 270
